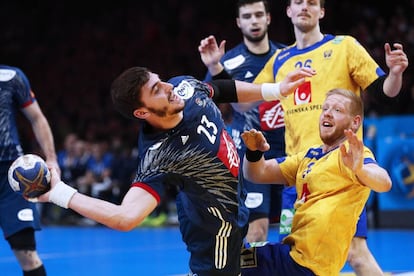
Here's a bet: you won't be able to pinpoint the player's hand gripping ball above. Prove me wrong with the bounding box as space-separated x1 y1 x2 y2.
8 154 51 198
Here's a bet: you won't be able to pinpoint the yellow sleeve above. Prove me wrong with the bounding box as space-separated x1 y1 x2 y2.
345 35 384 90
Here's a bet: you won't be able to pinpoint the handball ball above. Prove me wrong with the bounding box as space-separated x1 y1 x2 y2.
8 154 51 198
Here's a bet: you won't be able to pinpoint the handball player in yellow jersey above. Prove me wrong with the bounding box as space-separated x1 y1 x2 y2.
253 0 408 274
241 88 392 276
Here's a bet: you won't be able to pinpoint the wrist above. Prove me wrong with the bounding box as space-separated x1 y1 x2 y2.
261 82 287 101
245 149 263 162
208 63 224 77
49 181 77 209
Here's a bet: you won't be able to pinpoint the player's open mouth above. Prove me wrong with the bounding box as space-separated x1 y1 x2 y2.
250 28 261 35
322 121 333 127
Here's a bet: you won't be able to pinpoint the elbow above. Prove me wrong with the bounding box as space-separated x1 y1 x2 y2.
112 216 143 231
383 178 392 192
375 177 392 193
117 223 136 232
243 170 259 183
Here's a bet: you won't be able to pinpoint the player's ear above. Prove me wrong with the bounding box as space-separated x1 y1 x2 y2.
351 115 362 132
319 8 325 19
133 108 150 119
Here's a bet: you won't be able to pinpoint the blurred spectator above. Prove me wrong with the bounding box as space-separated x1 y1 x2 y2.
109 136 138 204
77 140 114 202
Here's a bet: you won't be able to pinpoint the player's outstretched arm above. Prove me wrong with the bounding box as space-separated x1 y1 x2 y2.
233 67 315 103
38 168 158 231
241 129 287 185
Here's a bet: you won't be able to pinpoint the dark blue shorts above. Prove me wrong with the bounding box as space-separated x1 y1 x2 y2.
241 242 315 275
279 186 368 241
0 161 41 238
243 177 283 223
176 196 247 275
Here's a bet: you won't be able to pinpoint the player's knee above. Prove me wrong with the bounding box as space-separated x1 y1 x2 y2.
7 228 36 251
7 228 43 271
347 237 371 269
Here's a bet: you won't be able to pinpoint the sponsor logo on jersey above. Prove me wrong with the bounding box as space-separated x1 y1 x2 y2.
244 71 254 79
294 81 312 105
195 97 206 107
230 129 242 150
245 192 263 209
0 69 16 82
174 80 194 100
223 54 245 70
259 101 285 131
324 49 333 59
277 51 291 60
17 208 34 221
297 183 310 206
240 247 258 268
217 131 239 177
332 35 345 44
181 135 189 145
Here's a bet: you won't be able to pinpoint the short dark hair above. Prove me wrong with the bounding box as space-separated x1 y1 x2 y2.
110 66 150 120
287 0 325 8
237 0 270 15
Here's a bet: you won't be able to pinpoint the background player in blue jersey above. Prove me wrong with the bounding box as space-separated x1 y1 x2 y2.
36 66 315 275
198 0 286 244
240 88 392 276
0 65 60 276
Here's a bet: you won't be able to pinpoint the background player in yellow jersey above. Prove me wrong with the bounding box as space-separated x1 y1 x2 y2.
240 88 392 276
253 0 408 275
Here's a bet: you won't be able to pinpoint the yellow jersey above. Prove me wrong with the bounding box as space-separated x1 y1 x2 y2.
279 144 375 275
255 35 385 155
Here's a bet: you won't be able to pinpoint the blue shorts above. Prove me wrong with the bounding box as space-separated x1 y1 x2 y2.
176 196 248 275
241 242 315 275
279 186 368 241
0 161 41 238
243 177 283 223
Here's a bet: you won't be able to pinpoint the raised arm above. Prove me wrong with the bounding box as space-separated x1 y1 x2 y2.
340 129 392 192
198 35 226 77
383 42 409 97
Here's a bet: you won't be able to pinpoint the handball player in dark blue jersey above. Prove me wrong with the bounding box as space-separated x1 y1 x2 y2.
0 65 60 276
37 66 314 275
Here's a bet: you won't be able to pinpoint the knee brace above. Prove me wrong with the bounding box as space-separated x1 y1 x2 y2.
7 228 36 251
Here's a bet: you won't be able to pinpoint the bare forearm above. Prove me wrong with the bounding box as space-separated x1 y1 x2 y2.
243 156 286 184
383 73 403 97
355 164 392 192
32 115 57 161
68 191 157 231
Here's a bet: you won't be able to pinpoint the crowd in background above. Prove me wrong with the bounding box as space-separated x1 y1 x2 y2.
1 0 413 225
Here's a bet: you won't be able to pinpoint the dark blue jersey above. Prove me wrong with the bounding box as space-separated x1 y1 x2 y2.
204 41 286 158
0 65 35 161
132 76 249 233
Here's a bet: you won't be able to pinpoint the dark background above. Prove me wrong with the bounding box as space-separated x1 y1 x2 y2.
1 0 412 150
